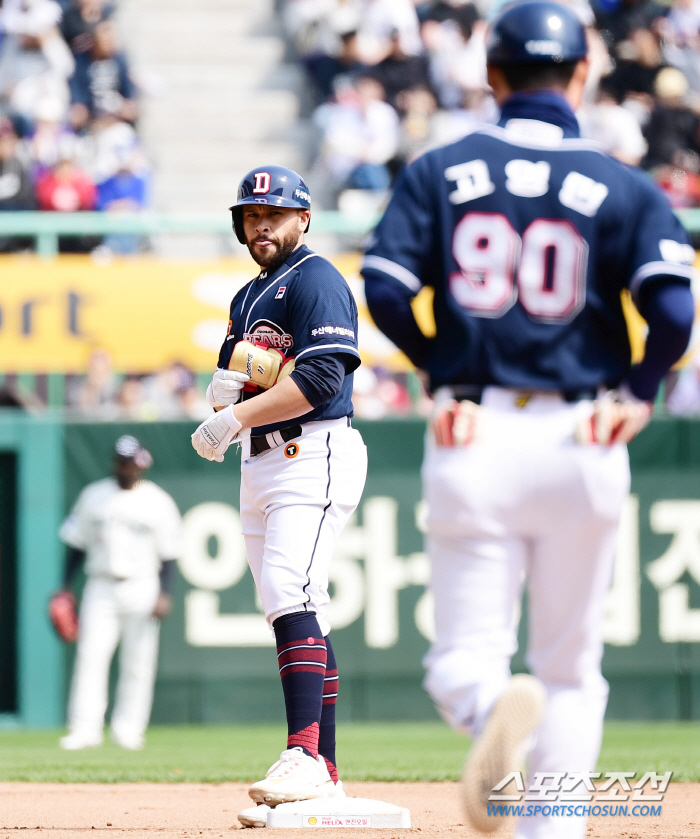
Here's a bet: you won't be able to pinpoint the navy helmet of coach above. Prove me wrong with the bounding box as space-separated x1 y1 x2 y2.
230 165 311 244
486 0 587 66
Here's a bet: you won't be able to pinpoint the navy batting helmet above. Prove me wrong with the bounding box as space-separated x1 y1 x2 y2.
230 165 311 244
486 1 587 65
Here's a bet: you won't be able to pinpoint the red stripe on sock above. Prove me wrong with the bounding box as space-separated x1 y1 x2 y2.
278 648 327 668
288 722 320 757
323 756 339 784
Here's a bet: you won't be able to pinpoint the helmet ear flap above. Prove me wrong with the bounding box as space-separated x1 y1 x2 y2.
231 207 246 244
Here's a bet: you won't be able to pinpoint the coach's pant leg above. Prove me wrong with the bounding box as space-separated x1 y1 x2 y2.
423 532 526 734
515 446 630 839
67 579 119 741
422 442 525 735
110 578 161 748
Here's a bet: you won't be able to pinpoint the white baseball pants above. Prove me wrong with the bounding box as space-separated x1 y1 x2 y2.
240 418 367 637
422 389 631 839
66 575 161 747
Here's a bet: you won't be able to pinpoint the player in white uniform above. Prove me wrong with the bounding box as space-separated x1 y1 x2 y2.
191 166 367 826
361 3 696 837
58 435 182 750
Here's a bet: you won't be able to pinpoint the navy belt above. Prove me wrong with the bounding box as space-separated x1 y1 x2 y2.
249 425 302 456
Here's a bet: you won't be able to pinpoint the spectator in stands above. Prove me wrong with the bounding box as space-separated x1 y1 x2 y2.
394 84 440 162
115 375 148 420
36 133 95 210
595 0 668 47
36 134 99 251
0 116 36 251
25 92 84 179
60 0 114 57
313 72 399 192
306 23 368 102
578 78 648 165
0 0 74 133
354 0 422 65
96 147 149 254
605 27 667 126
141 361 207 420
652 149 700 207
643 66 700 169
368 25 432 109
419 3 486 109
66 347 119 416
68 19 137 132
85 108 144 183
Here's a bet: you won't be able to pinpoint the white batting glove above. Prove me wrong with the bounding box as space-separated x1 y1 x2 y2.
574 387 653 445
191 405 247 462
431 399 481 446
206 368 250 408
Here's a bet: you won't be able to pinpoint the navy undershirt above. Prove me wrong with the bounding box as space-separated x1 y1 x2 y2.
290 354 347 408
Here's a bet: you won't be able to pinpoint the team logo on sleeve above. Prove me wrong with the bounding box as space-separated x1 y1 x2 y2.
243 319 294 349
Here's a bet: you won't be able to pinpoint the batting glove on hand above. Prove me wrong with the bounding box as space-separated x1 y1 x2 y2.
574 387 653 445
191 405 247 462
206 369 250 408
431 399 480 446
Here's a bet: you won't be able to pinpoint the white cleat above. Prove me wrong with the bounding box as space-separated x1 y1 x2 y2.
248 747 336 806
111 732 144 750
461 674 547 834
59 733 103 750
238 803 271 828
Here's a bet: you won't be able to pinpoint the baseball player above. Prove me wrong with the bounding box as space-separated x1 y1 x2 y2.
361 3 696 837
191 166 367 827
58 435 182 751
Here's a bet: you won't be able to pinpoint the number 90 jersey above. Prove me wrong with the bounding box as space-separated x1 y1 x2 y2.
361 122 695 393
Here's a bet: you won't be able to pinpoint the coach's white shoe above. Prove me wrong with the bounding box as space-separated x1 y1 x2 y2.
110 731 144 750
462 674 546 834
238 803 271 828
59 732 103 750
248 747 336 806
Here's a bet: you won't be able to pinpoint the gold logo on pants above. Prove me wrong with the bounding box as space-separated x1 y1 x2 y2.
284 442 300 459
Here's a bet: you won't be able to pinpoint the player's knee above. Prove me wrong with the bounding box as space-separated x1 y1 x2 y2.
423 649 509 734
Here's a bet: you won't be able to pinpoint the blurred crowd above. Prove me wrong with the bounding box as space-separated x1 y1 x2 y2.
283 0 700 216
3 0 700 419
0 0 149 254
0 348 429 420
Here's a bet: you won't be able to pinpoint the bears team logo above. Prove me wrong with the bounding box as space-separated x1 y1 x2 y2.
252 172 271 194
284 442 300 459
243 319 294 350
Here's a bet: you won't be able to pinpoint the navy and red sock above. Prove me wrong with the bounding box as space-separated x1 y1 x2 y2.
319 635 339 782
273 612 327 759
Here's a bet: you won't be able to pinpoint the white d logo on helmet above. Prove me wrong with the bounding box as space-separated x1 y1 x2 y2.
253 172 271 194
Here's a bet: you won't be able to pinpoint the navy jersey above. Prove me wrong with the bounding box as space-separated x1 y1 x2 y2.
361 113 695 393
218 244 360 436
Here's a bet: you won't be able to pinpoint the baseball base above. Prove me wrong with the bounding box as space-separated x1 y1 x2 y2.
265 797 411 828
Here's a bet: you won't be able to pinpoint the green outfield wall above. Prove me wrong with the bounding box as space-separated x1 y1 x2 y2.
3 415 700 727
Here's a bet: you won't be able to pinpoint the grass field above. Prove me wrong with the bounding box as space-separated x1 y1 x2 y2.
0 722 699 784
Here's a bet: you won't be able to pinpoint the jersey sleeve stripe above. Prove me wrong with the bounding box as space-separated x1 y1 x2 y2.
361 255 423 294
629 261 695 303
295 344 361 361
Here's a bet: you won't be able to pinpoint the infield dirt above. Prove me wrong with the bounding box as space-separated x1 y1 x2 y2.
0 781 697 837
